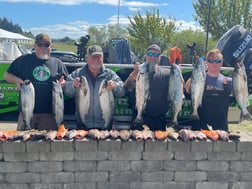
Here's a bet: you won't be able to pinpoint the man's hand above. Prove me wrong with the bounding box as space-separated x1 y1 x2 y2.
106 80 115 90
73 77 81 88
59 76 65 87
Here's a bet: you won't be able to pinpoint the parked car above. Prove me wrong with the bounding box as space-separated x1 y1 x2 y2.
50 50 79 63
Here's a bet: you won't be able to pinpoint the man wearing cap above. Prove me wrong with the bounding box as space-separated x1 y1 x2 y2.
125 44 170 131
64 45 125 130
4 33 68 131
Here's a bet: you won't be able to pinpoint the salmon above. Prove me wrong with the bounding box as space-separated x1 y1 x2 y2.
166 127 179 140
75 130 88 139
228 131 240 140
46 130 58 141
52 80 64 127
9 131 26 141
20 80 35 130
190 57 206 120
201 129 219 141
155 130 168 140
29 130 47 140
232 63 252 121
22 129 37 141
141 125 154 140
132 130 144 141
0 130 18 141
118 130 132 141
99 79 115 129
216 130 229 141
56 124 68 140
65 130 77 140
88 129 109 140
109 129 120 139
75 76 90 126
168 63 184 126
135 63 150 123
179 129 194 141
194 131 207 140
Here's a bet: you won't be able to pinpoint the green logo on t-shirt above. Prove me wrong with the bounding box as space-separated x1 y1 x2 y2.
33 66 50 81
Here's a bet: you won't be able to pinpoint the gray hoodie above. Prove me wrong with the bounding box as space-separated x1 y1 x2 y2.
64 64 125 129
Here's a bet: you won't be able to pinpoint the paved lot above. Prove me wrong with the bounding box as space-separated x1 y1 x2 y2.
0 121 17 130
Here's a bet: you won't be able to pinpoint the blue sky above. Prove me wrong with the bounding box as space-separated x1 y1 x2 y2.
0 0 200 39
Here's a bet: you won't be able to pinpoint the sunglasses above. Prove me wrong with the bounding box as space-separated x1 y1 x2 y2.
207 59 222 64
147 51 160 57
36 43 51 48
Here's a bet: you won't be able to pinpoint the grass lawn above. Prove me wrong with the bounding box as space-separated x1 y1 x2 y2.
229 120 252 132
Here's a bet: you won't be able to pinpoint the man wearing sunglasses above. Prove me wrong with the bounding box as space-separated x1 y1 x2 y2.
125 44 170 131
185 48 232 131
4 33 68 131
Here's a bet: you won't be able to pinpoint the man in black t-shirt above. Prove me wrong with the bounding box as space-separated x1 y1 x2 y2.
4 33 68 131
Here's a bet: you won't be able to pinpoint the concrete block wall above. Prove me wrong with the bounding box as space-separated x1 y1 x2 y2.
0 139 252 189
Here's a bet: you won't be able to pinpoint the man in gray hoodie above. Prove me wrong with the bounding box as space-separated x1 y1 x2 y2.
64 45 125 130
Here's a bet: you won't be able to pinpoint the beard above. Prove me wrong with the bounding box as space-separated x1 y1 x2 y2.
37 52 50 60
148 61 158 73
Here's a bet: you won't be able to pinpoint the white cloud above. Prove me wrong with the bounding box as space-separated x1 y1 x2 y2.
0 0 167 6
30 18 201 39
30 21 92 39
175 20 203 32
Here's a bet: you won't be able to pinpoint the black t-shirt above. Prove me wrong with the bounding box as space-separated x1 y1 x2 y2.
144 66 170 117
7 53 68 113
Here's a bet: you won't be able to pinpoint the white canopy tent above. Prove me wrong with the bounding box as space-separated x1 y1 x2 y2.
0 41 22 61
0 28 33 44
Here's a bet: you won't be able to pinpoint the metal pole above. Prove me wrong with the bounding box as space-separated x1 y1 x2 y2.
205 0 211 53
117 0 120 26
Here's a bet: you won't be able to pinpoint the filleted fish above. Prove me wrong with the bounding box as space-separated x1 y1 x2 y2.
75 130 88 139
46 130 58 141
56 124 68 140
109 129 120 139
75 76 90 126
216 130 229 141
65 130 77 140
190 57 206 120
154 130 168 140
201 129 219 141
194 131 207 140
88 129 109 140
99 79 115 128
52 80 64 127
179 129 194 141
118 130 132 141
166 127 179 140
232 63 252 120
168 63 184 126
20 80 35 130
135 63 150 123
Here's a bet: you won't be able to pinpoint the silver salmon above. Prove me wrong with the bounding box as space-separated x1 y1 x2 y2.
20 80 35 130
135 63 150 123
75 76 90 126
232 63 252 120
99 79 115 129
52 80 64 127
168 63 184 125
190 57 206 120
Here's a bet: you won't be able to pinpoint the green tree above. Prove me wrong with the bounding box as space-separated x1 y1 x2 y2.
127 8 176 60
0 17 34 38
87 24 128 47
193 0 252 40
